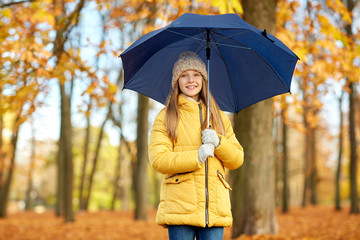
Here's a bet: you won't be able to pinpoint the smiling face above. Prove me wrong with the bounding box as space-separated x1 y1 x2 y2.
178 70 203 101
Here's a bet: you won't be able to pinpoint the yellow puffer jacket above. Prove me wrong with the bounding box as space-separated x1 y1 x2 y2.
149 94 244 228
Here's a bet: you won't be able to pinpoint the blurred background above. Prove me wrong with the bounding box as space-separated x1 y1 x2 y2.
0 0 359 238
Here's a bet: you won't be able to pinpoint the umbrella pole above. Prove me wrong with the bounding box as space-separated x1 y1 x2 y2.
207 58 210 128
206 29 210 129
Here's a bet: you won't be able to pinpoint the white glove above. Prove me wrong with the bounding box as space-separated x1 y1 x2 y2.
198 143 214 164
202 129 220 148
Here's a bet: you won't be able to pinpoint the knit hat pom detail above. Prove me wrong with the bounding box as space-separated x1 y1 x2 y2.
172 51 207 89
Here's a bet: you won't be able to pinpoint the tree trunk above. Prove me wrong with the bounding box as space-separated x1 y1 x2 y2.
79 100 91 211
301 85 319 207
80 13 105 210
231 98 278 236
281 104 289 213
53 0 85 221
302 117 310 207
134 94 149 220
0 116 5 214
231 1 278 236
56 128 65 217
59 82 74 222
84 102 112 210
111 138 123 211
120 136 133 211
348 81 359 213
302 110 318 206
273 115 281 207
309 126 317 205
0 115 20 217
25 124 36 211
335 92 344 211
152 170 161 208
345 0 359 214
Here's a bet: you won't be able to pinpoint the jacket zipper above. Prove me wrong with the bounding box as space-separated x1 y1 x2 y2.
198 104 209 226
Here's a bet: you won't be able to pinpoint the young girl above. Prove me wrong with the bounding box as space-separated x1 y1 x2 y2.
149 51 244 240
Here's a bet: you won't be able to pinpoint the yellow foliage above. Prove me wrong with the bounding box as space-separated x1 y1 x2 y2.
229 0 243 14
109 84 118 95
294 45 308 63
276 30 296 46
318 14 346 45
205 0 243 14
82 81 99 96
211 0 227 14
326 0 352 24
277 0 300 27
1 8 13 19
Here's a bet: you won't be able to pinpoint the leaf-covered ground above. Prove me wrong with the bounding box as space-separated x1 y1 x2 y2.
0 205 359 240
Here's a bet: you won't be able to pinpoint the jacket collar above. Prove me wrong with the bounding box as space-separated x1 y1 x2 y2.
178 94 205 112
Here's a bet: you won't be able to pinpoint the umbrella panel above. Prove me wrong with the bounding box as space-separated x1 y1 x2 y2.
125 29 291 112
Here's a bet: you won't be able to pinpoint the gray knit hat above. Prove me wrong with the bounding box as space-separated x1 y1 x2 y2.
172 51 208 89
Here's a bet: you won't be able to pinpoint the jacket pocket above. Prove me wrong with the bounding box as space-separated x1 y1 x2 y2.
163 172 197 214
216 170 232 217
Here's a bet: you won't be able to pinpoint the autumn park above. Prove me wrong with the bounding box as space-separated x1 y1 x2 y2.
0 0 360 239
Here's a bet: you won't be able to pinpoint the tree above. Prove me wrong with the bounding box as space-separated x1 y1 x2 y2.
0 114 20 217
134 94 149 220
321 0 360 213
78 96 91 210
231 0 278 237
0 1 49 217
276 0 359 211
299 1 324 207
52 0 86 222
83 102 113 210
281 96 289 213
335 91 345 211
78 12 107 211
343 0 359 214
25 120 36 210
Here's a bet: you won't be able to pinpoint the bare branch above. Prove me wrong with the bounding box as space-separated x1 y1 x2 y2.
0 0 36 8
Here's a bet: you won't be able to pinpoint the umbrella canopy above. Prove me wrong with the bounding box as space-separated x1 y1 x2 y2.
120 13 299 113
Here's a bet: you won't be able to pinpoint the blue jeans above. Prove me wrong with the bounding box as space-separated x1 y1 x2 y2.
168 225 224 240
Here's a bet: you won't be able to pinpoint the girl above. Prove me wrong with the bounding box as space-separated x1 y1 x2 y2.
149 51 244 240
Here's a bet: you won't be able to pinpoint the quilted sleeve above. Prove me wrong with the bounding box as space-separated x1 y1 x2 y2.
148 109 201 175
214 112 244 170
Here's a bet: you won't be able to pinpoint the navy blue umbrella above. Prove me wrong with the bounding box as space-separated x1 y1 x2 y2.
120 13 299 120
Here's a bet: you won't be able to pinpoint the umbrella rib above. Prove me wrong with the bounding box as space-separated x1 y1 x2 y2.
204 31 238 111
212 30 252 44
165 29 206 43
213 32 290 92
165 28 211 54
166 28 251 50
212 31 252 49
124 29 206 90
164 29 243 111
215 30 299 59
210 33 239 112
251 50 290 91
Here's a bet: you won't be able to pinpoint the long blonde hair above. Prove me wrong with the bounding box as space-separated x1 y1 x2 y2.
165 77 225 143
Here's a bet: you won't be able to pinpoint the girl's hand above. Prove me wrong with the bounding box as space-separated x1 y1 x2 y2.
198 143 214 164
202 129 220 148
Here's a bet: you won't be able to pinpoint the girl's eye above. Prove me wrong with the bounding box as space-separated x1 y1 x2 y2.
194 73 200 77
